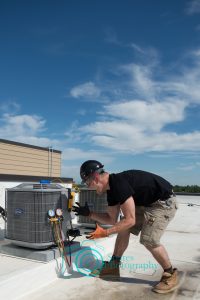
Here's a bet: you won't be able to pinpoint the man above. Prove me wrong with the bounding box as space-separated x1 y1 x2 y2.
73 160 178 294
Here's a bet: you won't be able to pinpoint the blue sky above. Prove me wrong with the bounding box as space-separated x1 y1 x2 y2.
0 0 200 184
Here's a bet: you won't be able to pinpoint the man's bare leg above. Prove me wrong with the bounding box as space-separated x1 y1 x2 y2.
145 244 172 270
91 229 131 278
146 244 178 293
113 229 131 257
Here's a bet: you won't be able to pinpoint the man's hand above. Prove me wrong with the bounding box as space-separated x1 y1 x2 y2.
72 202 91 216
0 206 6 221
86 224 108 239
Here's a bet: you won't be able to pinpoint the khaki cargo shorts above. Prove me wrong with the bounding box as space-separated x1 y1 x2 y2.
130 196 178 248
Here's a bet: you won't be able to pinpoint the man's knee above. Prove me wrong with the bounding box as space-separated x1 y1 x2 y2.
116 229 131 238
139 235 160 248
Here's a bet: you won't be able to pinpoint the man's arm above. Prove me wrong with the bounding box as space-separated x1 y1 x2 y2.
107 196 135 235
85 197 135 240
90 204 120 225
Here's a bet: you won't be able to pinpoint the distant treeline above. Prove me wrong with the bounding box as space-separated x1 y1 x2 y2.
173 185 200 193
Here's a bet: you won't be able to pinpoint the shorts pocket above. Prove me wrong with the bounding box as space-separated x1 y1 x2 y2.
140 211 170 247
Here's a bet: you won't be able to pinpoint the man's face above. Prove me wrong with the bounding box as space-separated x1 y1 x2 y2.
85 175 95 187
85 173 106 195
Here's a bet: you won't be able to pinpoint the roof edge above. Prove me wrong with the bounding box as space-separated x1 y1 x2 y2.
0 138 61 153
0 174 73 183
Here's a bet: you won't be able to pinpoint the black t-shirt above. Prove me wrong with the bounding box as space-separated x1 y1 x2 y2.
107 170 173 207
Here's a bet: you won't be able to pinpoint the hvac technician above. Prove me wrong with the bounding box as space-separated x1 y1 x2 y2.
72 160 179 294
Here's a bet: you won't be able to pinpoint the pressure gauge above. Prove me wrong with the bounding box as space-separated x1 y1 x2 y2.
56 208 63 217
48 209 55 218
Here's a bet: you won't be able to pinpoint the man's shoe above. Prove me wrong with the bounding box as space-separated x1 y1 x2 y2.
90 261 120 280
152 268 178 294
99 261 120 279
89 261 108 277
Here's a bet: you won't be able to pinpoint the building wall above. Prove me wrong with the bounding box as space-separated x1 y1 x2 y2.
0 139 61 177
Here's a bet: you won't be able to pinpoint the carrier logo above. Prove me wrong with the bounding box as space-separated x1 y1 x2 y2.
14 208 24 216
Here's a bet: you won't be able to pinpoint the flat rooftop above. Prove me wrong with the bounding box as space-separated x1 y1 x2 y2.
0 195 200 300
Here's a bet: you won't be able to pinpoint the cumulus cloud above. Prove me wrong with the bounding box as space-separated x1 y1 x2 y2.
102 100 187 132
0 113 59 148
70 81 101 99
3 44 200 165
76 48 200 154
0 114 46 136
82 119 200 153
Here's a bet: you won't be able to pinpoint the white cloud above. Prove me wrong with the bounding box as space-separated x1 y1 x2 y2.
19 115 44 132
78 48 200 154
2 44 200 170
121 64 156 100
62 147 114 164
121 61 200 105
185 0 200 15
0 113 59 148
62 148 90 161
164 64 200 104
0 114 46 136
17 136 59 148
82 120 200 153
101 99 187 132
61 147 114 180
70 81 101 99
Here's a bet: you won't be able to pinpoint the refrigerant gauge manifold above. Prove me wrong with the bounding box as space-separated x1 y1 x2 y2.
48 209 55 218
56 208 63 217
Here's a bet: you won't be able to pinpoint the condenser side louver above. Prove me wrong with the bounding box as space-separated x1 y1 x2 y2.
78 188 108 227
5 183 70 249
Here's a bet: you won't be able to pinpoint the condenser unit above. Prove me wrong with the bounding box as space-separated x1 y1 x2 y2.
78 188 108 227
5 183 71 249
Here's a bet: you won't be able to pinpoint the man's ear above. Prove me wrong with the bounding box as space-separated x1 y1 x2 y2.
94 172 99 183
